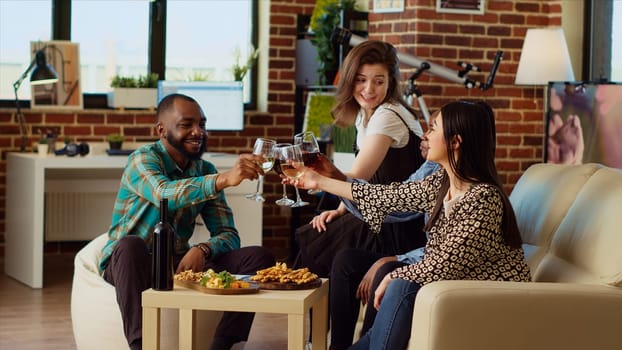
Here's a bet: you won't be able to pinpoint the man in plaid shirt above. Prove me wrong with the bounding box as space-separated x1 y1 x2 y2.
100 93 275 350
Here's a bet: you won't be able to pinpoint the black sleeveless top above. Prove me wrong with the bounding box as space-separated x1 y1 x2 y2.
354 108 425 185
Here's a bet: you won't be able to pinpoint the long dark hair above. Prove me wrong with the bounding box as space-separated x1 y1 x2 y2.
331 40 417 126
423 100 522 249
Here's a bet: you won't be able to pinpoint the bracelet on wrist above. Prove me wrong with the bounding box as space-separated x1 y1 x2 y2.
194 243 211 259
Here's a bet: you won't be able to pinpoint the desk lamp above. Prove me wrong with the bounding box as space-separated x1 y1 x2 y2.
13 48 59 152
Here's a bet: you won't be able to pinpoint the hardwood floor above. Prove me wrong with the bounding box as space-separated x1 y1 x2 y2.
0 254 293 350
0 254 77 350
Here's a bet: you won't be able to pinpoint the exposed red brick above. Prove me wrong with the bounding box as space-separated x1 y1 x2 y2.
527 15 553 26
459 24 486 35
24 112 43 123
46 113 75 123
524 135 544 146
515 3 540 13
123 127 152 136
94 126 122 136
107 114 135 124
499 14 525 25
489 1 514 11
77 113 105 124
487 26 511 37
64 126 92 135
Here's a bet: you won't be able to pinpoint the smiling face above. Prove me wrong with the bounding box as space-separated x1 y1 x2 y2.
353 63 389 116
157 97 207 167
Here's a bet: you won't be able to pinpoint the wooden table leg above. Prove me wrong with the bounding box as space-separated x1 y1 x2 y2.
288 313 305 350
179 309 195 350
143 306 160 350
311 292 329 350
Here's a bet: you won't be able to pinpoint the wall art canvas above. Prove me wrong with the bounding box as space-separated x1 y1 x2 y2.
545 81 622 168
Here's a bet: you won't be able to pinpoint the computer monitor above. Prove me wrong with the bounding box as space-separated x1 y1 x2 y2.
157 81 244 131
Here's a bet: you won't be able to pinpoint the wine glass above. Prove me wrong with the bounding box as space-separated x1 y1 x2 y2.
275 144 309 208
273 143 296 206
294 131 321 195
245 138 276 202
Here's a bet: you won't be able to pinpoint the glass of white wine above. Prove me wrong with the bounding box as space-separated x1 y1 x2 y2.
275 144 308 207
245 138 276 202
273 143 296 206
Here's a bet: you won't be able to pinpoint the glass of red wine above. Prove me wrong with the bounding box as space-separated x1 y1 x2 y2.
273 143 295 206
294 131 321 195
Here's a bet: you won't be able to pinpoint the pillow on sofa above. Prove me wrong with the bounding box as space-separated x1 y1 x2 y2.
535 166 622 286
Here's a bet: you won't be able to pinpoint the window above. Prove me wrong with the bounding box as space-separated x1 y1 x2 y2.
72 0 149 93
0 0 52 100
165 0 255 103
586 0 620 82
0 0 257 107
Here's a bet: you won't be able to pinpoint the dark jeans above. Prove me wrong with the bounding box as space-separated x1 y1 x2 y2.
329 248 408 349
349 278 422 350
103 235 275 347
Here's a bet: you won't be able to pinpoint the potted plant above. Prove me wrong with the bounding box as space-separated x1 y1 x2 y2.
309 0 356 85
107 73 159 109
231 46 259 81
35 135 49 156
107 133 124 150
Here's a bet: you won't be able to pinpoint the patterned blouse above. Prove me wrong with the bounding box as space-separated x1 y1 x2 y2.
351 169 531 284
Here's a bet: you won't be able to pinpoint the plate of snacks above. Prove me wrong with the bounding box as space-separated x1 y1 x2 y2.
250 262 321 290
174 269 260 294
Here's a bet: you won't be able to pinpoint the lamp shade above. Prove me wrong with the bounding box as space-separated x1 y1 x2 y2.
30 50 59 85
515 28 575 85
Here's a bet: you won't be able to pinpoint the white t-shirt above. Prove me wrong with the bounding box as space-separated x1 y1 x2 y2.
355 102 423 149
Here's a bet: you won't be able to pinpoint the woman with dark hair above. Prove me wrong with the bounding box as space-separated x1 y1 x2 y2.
287 100 531 349
294 40 427 277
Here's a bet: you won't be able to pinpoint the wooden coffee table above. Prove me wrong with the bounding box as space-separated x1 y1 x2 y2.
142 279 328 350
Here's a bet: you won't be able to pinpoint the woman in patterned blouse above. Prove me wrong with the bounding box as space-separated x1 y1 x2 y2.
287 100 531 349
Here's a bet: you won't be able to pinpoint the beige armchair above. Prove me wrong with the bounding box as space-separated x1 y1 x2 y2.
407 163 622 350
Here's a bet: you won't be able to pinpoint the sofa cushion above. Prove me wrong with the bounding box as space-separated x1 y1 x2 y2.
534 166 622 285
510 163 602 272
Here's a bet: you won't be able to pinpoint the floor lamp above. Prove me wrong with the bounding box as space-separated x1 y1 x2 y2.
515 27 576 110
13 48 59 152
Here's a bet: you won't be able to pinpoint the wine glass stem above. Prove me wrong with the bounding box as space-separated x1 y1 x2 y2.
257 175 264 195
282 184 288 198
295 187 302 201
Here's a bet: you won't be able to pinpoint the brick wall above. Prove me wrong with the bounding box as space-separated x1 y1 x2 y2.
0 0 560 261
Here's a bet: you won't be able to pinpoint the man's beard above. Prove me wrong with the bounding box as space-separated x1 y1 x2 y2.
166 131 205 161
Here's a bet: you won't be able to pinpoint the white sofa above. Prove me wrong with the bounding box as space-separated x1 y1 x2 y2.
71 232 223 350
407 163 622 350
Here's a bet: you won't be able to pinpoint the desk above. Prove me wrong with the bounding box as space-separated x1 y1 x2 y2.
5 152 262 288
142 279 328 350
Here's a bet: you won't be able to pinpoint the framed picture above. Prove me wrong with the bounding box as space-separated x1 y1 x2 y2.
436 0 485 15
545 81 622 168
30 40 83 110
303 91 335 141
373 0 405 14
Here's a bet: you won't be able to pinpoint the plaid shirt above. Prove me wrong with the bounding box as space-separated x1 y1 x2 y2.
99 141 239 271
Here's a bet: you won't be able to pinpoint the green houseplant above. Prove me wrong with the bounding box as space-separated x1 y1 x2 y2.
36 135 49 155
231 46 259 82
310 0 356 85
106 133 124 150
108 73 159 109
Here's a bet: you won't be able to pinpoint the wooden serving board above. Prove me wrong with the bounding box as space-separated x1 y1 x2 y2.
258 278 321 290
174 279 260 295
